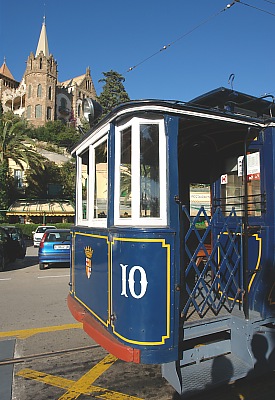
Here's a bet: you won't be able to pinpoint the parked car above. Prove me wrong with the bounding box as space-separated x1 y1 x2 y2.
33 225 56 247
2 226 26 259
0 227 16 271
38 229 71 270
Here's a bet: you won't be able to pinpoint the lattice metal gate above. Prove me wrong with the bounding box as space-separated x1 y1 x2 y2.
180 205 245 320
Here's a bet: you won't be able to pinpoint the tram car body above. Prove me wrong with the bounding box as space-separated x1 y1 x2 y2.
68 87 275 395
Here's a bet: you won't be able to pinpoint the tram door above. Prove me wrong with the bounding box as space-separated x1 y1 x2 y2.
178 132 264 320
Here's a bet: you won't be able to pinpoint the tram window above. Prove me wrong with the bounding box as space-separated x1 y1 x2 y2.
115 117 166 226
94 140 108 219
220 151 262 216
80 150 89 220
140 124 160 218
119 127 132 218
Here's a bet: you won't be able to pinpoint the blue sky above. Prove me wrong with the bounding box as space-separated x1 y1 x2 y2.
1 0 275 101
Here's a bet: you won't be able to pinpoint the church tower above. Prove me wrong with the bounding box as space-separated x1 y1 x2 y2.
24 17 57 127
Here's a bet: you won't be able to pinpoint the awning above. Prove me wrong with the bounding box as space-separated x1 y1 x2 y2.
6 199 75 216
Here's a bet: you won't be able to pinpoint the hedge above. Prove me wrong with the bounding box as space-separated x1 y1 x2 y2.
0 223 74 239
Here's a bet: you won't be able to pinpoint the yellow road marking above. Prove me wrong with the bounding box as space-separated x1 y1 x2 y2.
17 354 143 400
0 323 82 339
58 354 117 400
17 368 72 390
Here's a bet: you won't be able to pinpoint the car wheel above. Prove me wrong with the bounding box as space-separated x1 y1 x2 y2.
39 263 44 270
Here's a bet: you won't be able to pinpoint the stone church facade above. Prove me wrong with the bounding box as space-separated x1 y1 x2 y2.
0 18 97 128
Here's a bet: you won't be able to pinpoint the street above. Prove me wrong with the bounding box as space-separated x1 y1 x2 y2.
0 244 174 400
1 244 275 399
0 244 72 331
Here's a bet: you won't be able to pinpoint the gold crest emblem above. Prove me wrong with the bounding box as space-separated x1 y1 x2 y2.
85 246 93 279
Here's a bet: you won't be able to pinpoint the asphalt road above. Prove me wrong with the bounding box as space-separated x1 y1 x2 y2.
0 244 73 331
1 244 275 400
0 244 175 400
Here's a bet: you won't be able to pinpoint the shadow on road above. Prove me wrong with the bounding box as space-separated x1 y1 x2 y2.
40 263 70 270
6 255 39 271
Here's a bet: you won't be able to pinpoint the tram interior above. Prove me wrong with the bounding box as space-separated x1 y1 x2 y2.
177 115 262 319
178 116 261 218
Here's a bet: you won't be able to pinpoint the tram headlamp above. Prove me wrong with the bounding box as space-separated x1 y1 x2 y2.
82 98 102 127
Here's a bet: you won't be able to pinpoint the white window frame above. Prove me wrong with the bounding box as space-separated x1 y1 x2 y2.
90 135 108 228
76 127 109 227
114 116 167 226
76 149 90 225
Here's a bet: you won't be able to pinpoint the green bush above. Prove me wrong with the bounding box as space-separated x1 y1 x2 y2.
0 223 74 239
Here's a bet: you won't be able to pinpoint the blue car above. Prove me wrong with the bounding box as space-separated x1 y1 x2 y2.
38 229 71 270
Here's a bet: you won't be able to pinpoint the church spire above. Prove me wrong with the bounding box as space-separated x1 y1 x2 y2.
35 17 49 57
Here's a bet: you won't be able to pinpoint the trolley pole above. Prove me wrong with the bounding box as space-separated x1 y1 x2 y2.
243 136 249 320
243 126 259 320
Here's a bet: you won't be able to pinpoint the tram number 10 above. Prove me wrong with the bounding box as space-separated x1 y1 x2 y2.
120 264 148 299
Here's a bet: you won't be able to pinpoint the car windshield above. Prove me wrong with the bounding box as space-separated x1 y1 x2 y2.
45 232 71 242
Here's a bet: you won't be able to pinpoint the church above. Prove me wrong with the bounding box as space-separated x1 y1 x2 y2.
0 18 97 128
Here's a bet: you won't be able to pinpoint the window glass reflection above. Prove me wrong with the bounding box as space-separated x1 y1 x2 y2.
119 127 132 218
81 150 89 220
140 124 160 218
94 140 108 218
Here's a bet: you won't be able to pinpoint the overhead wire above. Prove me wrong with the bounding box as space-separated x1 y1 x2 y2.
126 1 275 74
238 0 275 98
238 0 275 16
262 0 275 5
126 1 238 73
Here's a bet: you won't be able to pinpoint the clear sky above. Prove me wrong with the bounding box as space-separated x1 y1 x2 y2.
1 0 275 102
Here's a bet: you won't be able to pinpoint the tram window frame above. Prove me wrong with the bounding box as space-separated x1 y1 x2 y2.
93 137 108 224
220 150 262 217
76 128 109 227
76 149 90 223
114 116 167 226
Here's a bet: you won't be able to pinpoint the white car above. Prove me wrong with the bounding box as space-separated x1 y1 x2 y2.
33 226 57 247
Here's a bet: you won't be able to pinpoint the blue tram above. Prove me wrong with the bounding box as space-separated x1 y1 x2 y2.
68 87 275 395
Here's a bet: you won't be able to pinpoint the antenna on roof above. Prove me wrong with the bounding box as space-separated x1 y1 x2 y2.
228 73 235 90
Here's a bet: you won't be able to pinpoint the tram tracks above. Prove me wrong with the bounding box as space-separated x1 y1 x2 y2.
0 344 100 366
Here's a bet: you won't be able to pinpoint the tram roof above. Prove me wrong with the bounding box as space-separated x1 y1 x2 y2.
72 87 275 155
188 87 274 118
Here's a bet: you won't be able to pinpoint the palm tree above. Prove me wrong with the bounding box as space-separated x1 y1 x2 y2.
0 113 45 214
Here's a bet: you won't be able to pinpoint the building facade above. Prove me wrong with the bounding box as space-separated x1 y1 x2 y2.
0 18 97 127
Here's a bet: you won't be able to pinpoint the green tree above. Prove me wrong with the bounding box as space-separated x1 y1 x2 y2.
79 117 91 134
25 160 60 199
0 112 45 215
97 70 130 119
25 160 75 202
28 120 81 150
59 160 76 202
0 102 8 216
